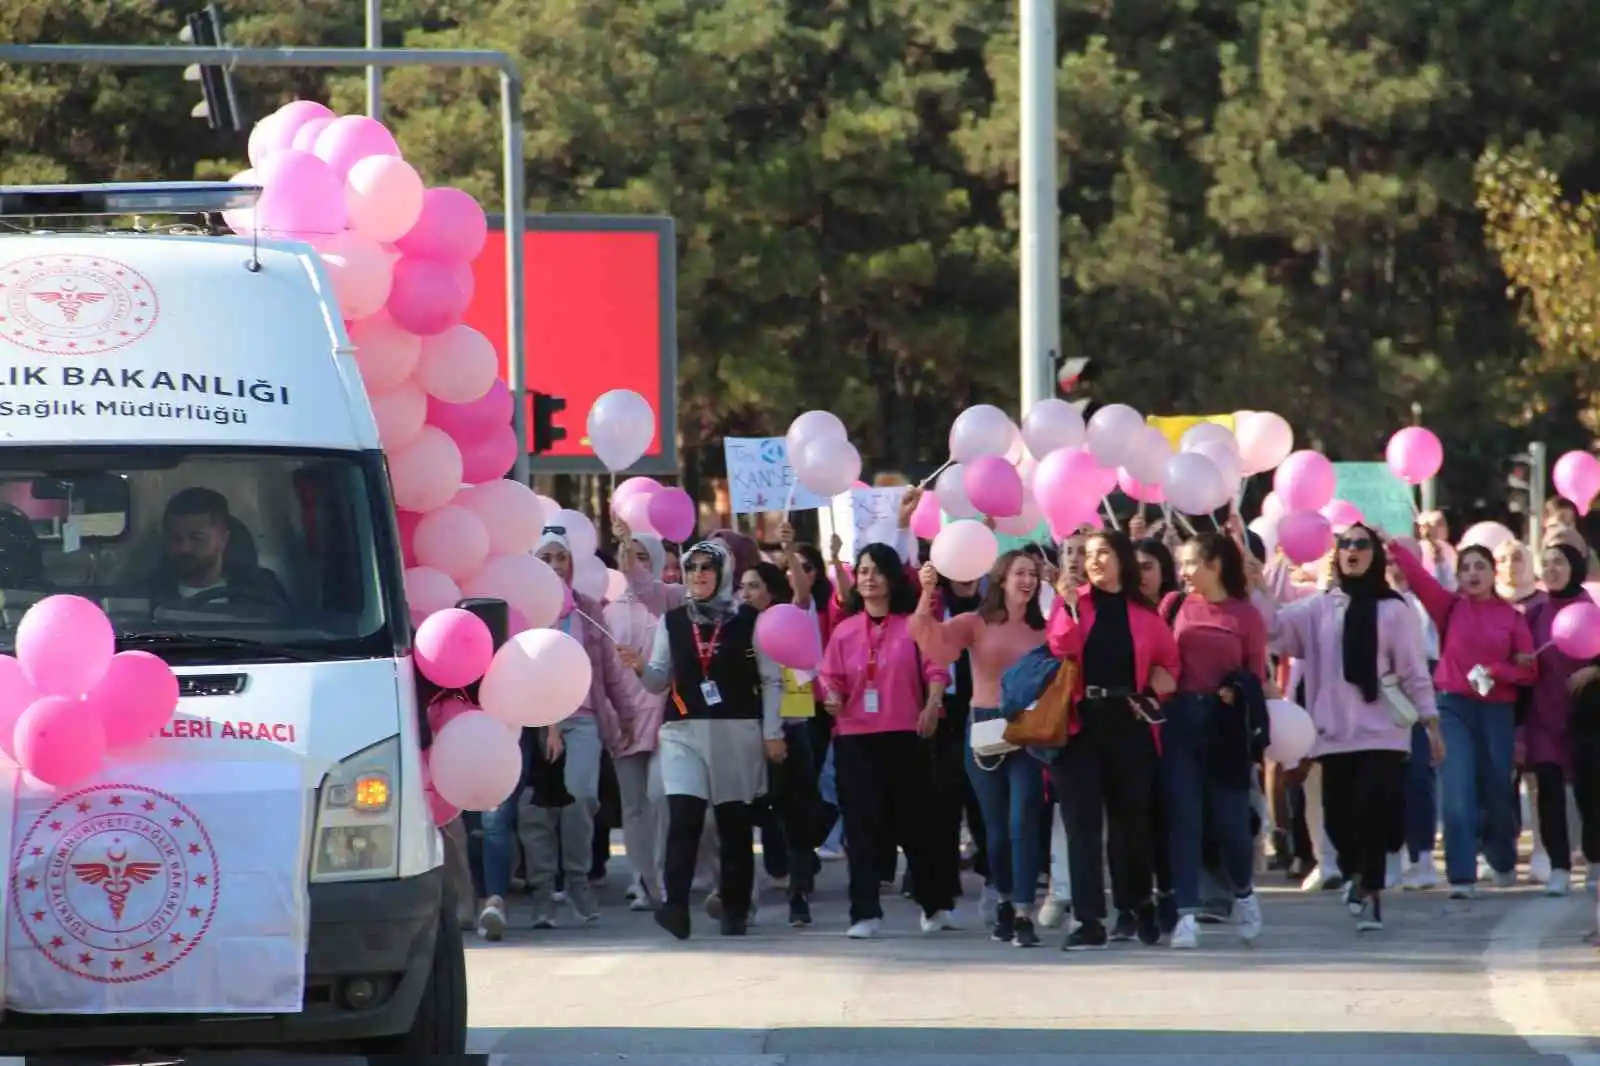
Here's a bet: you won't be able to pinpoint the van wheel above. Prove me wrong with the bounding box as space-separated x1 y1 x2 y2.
366 908 467 1055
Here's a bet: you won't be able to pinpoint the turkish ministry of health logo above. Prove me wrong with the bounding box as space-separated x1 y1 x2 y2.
12 784 219 984
0 254 159 355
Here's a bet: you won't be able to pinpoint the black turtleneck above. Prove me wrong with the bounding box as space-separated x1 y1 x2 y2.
1082 586 1136 691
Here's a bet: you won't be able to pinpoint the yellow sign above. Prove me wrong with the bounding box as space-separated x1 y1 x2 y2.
1146 414 1235 450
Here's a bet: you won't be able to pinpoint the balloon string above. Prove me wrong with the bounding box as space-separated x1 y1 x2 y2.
572 606 619 644
783 479 797 514
918 457 954 489
1100 497 1121 532
1174 512 1199 537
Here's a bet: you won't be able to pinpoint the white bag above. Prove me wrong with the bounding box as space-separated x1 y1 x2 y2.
971 715 1018 760
1380 675 1419 728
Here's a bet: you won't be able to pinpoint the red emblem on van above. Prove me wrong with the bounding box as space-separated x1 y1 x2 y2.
0 254 159 355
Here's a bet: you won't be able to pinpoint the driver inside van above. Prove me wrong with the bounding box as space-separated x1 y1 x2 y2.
151 487 289 608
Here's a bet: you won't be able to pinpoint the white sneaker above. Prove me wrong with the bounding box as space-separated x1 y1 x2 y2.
1477 857 1494 882
1385 851 1405 889
1037 893 1071 929
1234 892 1263 943
625 876 644 901
846 918 882 939
1545 869 1572 897
1402 854 1441 890
1448 883 1477 900
1170 914 1199 949
816 846 845 862
476 896 507 942
1493 869 1518 890
919 909 960 933
1530 850 1553 885
979 885 1000 925
1300 865 1328 892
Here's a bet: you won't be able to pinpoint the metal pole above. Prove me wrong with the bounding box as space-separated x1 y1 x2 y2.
1412 401 1438 513
0 43 528 484
1018 0 1059 417
365 0 382 119
1529 440 1548 555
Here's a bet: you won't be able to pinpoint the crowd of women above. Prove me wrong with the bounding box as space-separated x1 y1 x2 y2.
450 488 1600 951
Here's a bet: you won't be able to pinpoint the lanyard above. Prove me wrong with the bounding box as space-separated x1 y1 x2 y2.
864 616 889 685
691 621 723 677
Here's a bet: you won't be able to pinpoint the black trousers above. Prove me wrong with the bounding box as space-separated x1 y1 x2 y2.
1320 749 1406 895
927 707 972 901
762 721 820 895
1573 713 1600 863
834 731 956 922
1051 698 1159 924
663 794 755 919
1529 762 1572 871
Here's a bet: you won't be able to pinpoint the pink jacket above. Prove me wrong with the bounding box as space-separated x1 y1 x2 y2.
819 613 949 736
1391 544 1537 703
1045 586 1181 697
568 592 656 755
602 594 668 757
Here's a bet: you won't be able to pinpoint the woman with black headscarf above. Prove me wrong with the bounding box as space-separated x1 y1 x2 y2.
639 539 786 939
1263 524 1443 931
1519 542 1590 896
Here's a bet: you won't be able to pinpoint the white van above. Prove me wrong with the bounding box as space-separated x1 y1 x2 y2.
0 183 466 1058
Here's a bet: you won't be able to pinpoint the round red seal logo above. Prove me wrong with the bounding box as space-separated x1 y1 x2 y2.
0 254 159 355
11 784 219 984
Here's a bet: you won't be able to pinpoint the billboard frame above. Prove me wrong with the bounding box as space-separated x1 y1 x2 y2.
485 213 679 478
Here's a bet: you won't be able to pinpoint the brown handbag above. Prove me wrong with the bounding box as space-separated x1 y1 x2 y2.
1003 655 1079 748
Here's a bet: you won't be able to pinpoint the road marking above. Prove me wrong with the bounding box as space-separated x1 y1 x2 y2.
1484 893 1599 1064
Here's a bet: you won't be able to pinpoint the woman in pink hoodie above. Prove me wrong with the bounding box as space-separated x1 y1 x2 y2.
1264 525 1442 932
1390 535 1534 898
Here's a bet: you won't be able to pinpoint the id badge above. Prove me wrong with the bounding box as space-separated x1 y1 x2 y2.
863 687 880 714
701 680 723 706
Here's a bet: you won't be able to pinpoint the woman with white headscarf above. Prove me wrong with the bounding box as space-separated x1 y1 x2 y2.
605 532 671 910
640 539 785 939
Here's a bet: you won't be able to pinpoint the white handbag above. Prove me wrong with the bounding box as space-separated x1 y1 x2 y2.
1380 675 1419 728
970 716 1018 760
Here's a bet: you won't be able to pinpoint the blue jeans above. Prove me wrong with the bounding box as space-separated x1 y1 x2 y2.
1438 693 1517 885
964 711 1045 907
1161 693 1255 911
479 788 522 899
1405 722 1438 860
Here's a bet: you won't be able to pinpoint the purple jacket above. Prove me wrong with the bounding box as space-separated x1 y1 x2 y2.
569 591 657 756
1522 591 1587 774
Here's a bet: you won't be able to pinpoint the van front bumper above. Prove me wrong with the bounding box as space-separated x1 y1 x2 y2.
0 866 445 1056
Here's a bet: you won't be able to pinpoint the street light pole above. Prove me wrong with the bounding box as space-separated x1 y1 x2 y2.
365 0 382 119
1018 0 1059 417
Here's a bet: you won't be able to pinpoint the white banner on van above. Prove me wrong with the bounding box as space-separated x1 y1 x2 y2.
4 760 310 1014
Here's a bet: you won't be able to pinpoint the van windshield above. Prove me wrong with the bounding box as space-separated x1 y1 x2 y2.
0 447 398 663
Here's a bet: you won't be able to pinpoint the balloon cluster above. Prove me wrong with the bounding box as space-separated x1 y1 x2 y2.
0 596 179 790
609 476 697 544
787 411 863 500
237 100 565 629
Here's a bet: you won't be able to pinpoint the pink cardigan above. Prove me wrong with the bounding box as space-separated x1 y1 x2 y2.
569 591 657 755
1046 585 1181 697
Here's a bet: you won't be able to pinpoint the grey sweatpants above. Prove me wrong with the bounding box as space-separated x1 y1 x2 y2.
523 714 604 900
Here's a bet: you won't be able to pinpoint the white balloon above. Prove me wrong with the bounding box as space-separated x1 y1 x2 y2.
936 463 979 519
1004 429 1028 466
1163 452 1229 516
1192 439 1242 487
949 404 1018 463
428 711 522 811
1180 421 1237 455
586 389 655 472
1085 404 1146 467
1265 698 1316 766
1235 411 1295 475
786 410 847 459
929 520 999 583
1124 426 1172 485
573 555 608 602
1249 515 1280 559
1022 398 1086 457
550 508 598 558
479 629 593 729
797 437 861 498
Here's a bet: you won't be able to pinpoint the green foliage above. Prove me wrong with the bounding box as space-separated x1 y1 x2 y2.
4 0 1600 513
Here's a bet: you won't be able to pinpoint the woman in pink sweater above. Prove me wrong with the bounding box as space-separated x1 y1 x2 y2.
1390 537 1533 898
819 542 953 939
910 552 1048 947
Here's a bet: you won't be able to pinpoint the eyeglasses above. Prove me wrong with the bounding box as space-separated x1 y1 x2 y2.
1337 537 1373 551
541 525 567 536
683 561 717 574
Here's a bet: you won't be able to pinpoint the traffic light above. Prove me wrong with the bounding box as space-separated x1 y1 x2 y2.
180 4 243 132
1506 453 1533 515
532 392 567 455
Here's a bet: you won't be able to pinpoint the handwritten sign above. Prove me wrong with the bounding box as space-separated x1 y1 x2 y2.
723 437 830 514
1334 462 1415 536
819 486 907 561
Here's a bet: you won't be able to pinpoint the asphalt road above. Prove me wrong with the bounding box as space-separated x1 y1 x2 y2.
464 852 1600 1066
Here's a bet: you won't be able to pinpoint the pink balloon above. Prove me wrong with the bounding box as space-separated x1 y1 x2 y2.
930 521 999 583
617 493 658 536
254 149 348 240
316 229 393 320
345 155 425 244
1553 451 1600 516
1277 510 1333 564
461 479 547 556
612 477 664 513
1273 450 1337 512
910 489 943 540
415 608 496 688
479 631 592 728
247 100 334 167
1459 521 1516 552
755 604 822 670
963 455 1024 518
427 692 474 736
1235 411 1294 475
1260 491 1286 521
369 378 428 451
17 596 113 697
1034 447 1107 533
1386 427 1444 486
1553 601 1600 660
389 426 464 513
397 509 422 567
647 488 697 542
413 505 491 581
387 257 470 336
349 310 423 392
993 488 1043 536
428 378 512 444
15 695 106 788
429 711 521 811
290 115 336 153
0 655 35 759
89 651 179 751
396 187 489 264
452 262 476 304
1117 468 1165 504
416 326 499 404
461 553 566 631
313 115 401 180
458 424 519 484
405 566 462 622
1321 499 1365 531
420 757 461 827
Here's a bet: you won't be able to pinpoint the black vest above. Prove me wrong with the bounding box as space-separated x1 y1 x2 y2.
664 604 762 722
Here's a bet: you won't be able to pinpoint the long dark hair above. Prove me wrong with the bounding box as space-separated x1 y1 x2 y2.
1134 537 1179 598
1190 532 1250 600
792 542 834 612
978 550 1047 629
842 542 918 616
1087 530 1157 610
748 560 793 607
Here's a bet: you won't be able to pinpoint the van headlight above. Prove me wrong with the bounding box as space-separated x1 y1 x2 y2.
311 737 400 882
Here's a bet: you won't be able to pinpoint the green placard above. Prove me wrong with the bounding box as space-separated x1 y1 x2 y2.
1333 462 1415 535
